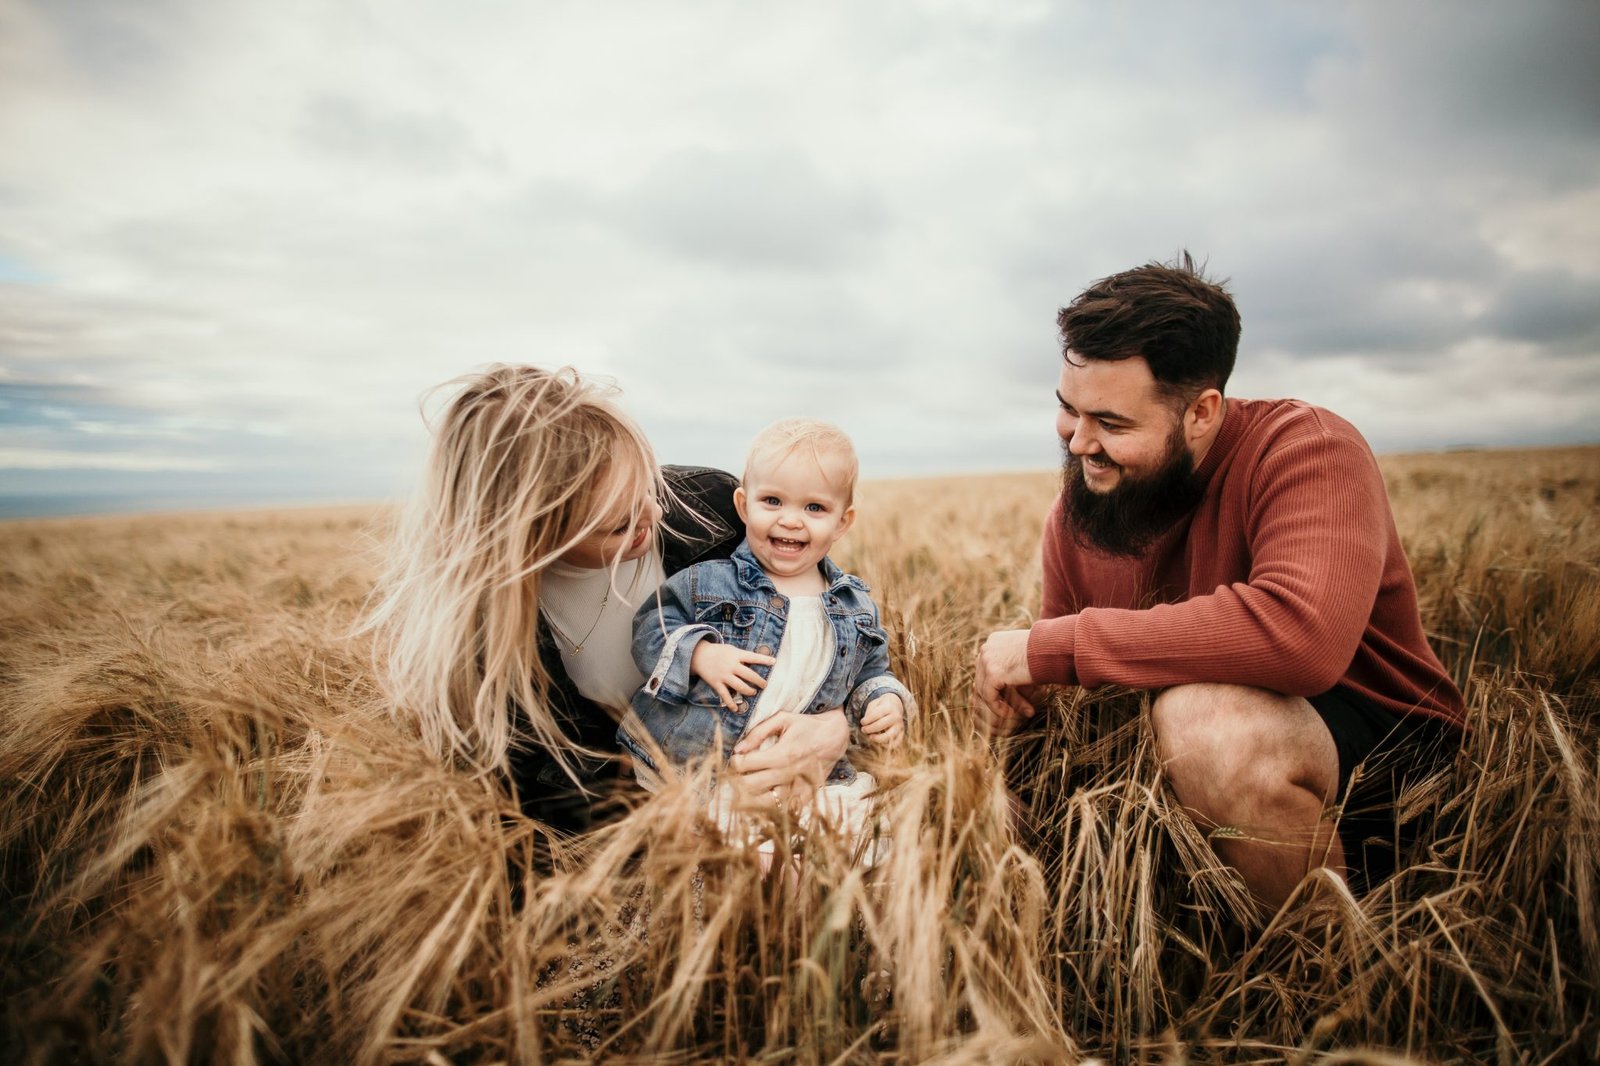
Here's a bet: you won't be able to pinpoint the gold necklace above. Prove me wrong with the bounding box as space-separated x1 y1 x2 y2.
545 584 610 655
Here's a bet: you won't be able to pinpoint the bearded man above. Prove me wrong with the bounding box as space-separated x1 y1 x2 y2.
974 255 1466 909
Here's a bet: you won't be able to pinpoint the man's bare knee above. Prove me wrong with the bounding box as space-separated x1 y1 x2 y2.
1152 684 1340 824
1150 683 1256 761
1151 684 1316 809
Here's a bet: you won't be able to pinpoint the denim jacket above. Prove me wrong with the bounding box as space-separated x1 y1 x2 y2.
617 539 914 783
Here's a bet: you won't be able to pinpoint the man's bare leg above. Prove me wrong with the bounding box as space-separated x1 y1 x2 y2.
1150 683 1345 910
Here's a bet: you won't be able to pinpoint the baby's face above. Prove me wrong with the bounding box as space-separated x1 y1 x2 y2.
735 449 855 584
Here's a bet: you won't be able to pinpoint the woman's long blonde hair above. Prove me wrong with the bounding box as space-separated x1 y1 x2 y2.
364 364 662 782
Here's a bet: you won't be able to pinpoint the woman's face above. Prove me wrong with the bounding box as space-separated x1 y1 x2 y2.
558 471 663 569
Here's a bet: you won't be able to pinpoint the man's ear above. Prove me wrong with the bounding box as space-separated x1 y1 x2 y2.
1187 388 1224 442
733 486 748 524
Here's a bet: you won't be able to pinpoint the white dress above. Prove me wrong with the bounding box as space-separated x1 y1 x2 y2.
711 597 886 866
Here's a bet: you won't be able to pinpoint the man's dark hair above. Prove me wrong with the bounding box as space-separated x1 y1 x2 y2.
1056 251 1241 401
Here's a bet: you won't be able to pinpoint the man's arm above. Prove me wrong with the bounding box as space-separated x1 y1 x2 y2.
1028 430 1388 696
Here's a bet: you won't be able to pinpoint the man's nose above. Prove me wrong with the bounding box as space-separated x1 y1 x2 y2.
1067 419 1098 456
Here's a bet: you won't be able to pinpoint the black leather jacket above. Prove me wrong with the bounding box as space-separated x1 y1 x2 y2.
508 465 743 831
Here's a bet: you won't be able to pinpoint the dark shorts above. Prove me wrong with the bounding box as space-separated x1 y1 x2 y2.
1307 687 1463 894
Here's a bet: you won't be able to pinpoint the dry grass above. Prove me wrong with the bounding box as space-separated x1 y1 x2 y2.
2 447 1597 1064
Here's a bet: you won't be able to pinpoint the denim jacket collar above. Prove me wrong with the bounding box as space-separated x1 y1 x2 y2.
729 538 868 597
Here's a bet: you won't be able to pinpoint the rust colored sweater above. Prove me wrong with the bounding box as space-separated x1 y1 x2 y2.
1026 398 1466 728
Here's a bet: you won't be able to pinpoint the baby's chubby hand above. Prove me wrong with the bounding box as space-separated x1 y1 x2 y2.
859 693 906 748
690 641 776 712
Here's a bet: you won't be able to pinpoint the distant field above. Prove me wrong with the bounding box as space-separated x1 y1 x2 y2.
2 446 1597 1063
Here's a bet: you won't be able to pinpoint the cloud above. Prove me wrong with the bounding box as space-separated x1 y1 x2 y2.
1481 269 1600 349
299 93 484 175
23 0 194 88
616 147 887 271
1318 3 1600 179
0 447 222 471
0 0 1596 515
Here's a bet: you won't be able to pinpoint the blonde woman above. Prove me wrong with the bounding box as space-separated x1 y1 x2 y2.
366 365 851 832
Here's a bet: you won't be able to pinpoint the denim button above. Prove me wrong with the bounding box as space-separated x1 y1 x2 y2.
756 644 773 656
648 677 660 691
769 595 783 609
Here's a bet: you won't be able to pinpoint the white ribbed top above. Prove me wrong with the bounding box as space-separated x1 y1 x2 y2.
541 547 664 713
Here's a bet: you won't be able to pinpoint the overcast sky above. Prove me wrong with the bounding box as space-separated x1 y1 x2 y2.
1 0 1597 515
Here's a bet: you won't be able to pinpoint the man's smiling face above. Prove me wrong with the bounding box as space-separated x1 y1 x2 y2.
1055 354 1188 493
1055 353 1213 556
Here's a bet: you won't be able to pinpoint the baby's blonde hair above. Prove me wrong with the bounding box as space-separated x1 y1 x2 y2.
742 417 859 501
363 364 662 782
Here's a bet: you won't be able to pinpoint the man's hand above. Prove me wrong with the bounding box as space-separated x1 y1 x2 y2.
691 642 775 711
973 628 1036 736
860 693 906 748
729 707 849 802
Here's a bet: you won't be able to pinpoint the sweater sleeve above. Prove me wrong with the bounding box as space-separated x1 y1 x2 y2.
1028 428 1388 696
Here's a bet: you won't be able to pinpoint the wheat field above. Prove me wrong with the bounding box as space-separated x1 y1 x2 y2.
2 446 1597 1064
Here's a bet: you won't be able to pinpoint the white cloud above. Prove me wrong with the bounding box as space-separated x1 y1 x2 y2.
0 447 223 471
0 0 1595 514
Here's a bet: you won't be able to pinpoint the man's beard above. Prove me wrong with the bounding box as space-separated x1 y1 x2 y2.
1061 426 1207 557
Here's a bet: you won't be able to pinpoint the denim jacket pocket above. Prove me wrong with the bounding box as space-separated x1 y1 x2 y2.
695 599 760 644
688 600 762 709
853 614 887 658
661 701 751 763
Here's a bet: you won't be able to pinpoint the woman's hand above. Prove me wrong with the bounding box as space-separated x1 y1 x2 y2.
729 707 850 800
690 642 775 711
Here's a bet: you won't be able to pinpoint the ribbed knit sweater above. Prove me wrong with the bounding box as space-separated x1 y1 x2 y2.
1026 398 1466 728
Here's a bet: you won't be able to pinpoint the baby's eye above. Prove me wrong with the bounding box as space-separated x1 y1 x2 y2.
760 495 781 507
805 502 825 513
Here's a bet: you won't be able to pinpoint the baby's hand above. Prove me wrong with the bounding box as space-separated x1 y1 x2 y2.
860 693 906 748
690 641 775 712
